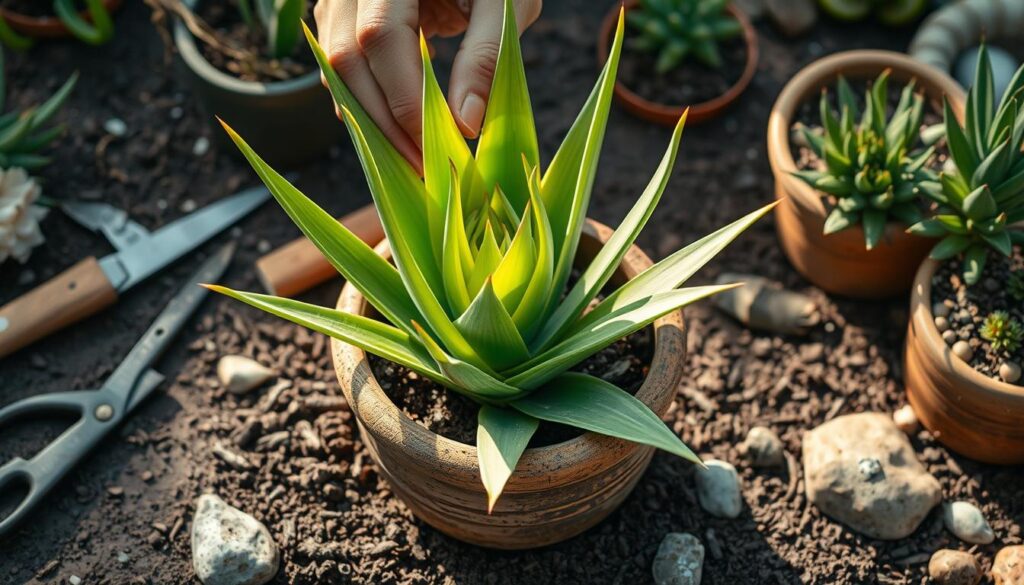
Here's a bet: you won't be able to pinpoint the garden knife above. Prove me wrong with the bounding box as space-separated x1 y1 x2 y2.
0 185 270 358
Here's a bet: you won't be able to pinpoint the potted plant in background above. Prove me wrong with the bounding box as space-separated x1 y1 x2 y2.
206 1 775 548
597 0 758 125
171 0 340 167
904 47 1024 464
768 50 965 298
817 0 928 26
0 0 118 43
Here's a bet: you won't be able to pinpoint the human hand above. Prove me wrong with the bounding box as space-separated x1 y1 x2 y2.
314 0 542 171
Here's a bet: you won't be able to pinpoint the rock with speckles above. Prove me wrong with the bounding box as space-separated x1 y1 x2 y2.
652 532 704 585
192 494 279 585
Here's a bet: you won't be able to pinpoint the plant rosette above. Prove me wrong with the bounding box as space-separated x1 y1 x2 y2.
597 0 758 126
172 0 340 168
767 50 965 298
0 0 121 40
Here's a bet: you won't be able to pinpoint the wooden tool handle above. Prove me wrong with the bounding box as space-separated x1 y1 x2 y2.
0 257 118 358
256 204 385 297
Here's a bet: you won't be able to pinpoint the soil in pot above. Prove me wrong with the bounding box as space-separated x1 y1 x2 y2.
617 26 747 106
194 0 315 82
930 249 1024 384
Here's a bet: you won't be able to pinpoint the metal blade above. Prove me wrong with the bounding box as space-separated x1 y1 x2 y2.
104 242 236 406
97 184 269 292
60 200 151 251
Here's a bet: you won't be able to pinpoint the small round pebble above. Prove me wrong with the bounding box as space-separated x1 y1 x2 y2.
893 404 920 434
943 501 995 545
933 302 951 318
935 316 950 332
992 545 1024 585
952 340 973 362
694 459 743 519
103 117 127 137
741 426 785 468
999 361 1021 384
929 549 981 585
942 330 958 345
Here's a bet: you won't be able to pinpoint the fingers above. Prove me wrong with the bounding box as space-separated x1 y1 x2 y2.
316 0 422 172
448 0 542 138
356 0 424 150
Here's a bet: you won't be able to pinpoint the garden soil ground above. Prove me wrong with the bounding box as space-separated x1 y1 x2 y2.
1 2 1021 584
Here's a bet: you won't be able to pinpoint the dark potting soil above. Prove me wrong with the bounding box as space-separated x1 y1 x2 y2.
617 23 748 106
1 0 65 18
931 249 1024 382
2 3 1022 584
194 0 316 82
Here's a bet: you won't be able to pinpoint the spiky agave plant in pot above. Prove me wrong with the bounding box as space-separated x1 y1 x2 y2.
597 0 759 125
903 46 1024 464
767 49 965 298
207 0 773 548
173 0 340 167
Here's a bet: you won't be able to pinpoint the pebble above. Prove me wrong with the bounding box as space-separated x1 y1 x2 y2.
741 426 785 468
928 549 981 585
1000 361 1022 384
933 302 952 318
992 545 1024 585
893 404 920 434
935 316 951 332
652 533 704 585
257 240 272 254
192 494 279 585
180 199 197 213
694 459 743 519
170 106 184 119
956 46 1020 106
117 551 129 564
952 340 973 362
765 0 816 36
193 136 211 156
69 576 82 585
943 330 958 345
217 355 275 395
943 501 995 545
104 118 127 137
802 413 941 539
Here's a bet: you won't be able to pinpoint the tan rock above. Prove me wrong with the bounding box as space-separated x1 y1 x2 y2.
992 545 1024 585
929 549 981 585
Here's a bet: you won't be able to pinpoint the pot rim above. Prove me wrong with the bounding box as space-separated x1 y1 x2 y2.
767 50 966 221
172 0 321 97
911 254 1024 398
331 219 686 480
596 0 759 123
0 0 122 37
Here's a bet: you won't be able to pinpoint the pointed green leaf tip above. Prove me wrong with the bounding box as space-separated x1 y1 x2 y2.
477 406 538 512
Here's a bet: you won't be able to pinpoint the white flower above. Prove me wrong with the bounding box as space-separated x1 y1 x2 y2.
0 167 47 264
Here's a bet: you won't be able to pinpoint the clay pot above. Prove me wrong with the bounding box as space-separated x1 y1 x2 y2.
0 0 122 38
904 257 1024 464
597 0 758 126
767 50 966 298
331 219 686 549
172 0 342 168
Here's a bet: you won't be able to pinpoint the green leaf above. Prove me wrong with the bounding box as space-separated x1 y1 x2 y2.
963 185 998 221
476 406 538 512
27 72 77 131
944 100 978 180
981 230 1013 256
962 244 988 284
907 218 951 237
267 0 303 58
454 279 531 372
411 322 522 400
930 234 971 260
820 89 842 146
972 140 1011 188
0 15 33 51
493 191 537 313
54 0 113 45
823 207 858 235
837 76 860 121
467 220 503 297
511 373 700 464
969 44 994 151
870 69 890 134
475 0 539 210
442 165 473 315
509 169 554 341
862 209 886 250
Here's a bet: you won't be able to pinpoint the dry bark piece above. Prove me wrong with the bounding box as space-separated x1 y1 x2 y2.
714 273 819 335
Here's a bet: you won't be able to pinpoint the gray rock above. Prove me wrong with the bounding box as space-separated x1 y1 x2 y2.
943 501 995 545
765 0 816 37
992 545 1024 585
192 494 279 585
956 46 1020 106
929 549 981 585
695 459 743 519
802 413 942 539
742 426 785 468
652 533 704 585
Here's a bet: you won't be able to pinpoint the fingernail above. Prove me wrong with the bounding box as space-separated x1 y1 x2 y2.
459 93 485 138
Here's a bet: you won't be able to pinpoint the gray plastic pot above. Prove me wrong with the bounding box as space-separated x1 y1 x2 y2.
173 0 341 168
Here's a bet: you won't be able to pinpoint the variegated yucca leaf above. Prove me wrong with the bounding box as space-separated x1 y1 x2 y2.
210 0 773 508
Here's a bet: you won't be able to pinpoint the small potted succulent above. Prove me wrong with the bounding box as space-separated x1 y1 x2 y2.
0 0 118 43
206 1 774 548
818 0 928 26
768 50 965 298
597 0 758 125
173 0 340 167
903 47 1024 464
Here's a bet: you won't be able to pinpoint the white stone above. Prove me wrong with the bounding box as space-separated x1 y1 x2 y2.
193 137 211 156
742 426 785 468
694 459 742 519
802 413 941 539
192 494 278 585
893 404 921 434
943 501 995 545
217 355 274 395
104 117 127 137
652 533 704 585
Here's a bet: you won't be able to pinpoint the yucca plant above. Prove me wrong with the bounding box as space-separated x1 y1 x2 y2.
908 46 1024 284
0 47 78 170
237 0 305 59
207 0 773 509
793 71 937 250
626 0 742 73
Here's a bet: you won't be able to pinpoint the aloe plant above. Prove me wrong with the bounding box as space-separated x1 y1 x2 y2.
209 0 773 509
237 0 305 59
626 0 742 73
0 47 77 170
908 46 1024 284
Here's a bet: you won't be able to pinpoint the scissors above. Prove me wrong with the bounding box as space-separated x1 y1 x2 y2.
0 242 236 538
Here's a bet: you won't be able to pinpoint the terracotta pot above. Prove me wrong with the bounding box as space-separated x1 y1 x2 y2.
597 0 758 126
0 0 122 38
904 256 1024 464
173 0 342 169
331 219 686 549
767 50 966 298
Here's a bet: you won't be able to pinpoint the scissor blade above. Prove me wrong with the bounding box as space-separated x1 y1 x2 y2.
97 184 269 293
104 242 236 404
60 200 151 251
